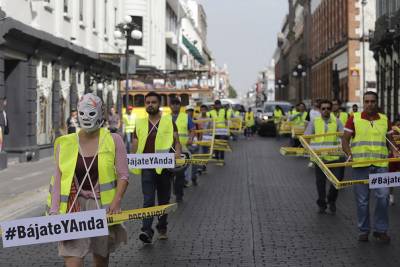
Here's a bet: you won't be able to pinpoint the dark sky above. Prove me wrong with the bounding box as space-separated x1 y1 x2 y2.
198 0 288 95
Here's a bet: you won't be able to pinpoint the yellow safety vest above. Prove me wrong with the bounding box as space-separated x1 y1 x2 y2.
174 113 189 147
123 113 136 133
292 111 307 126
209 109 227 128
46 128 117 214
310 117 339 162
274 109 283 124
335 112 348 126
351 113 389 168
227 108 233 119
133 114 174 175
245 112 255 127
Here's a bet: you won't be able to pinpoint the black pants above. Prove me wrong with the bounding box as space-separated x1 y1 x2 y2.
141 169 172 233
173 169 186 199
315 160 344 208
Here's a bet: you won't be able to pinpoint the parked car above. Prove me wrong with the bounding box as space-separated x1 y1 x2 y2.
256 101 292 137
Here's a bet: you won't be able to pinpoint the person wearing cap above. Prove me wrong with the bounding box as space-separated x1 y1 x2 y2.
170 98 196 201
123 106 136 153
209 100 228 165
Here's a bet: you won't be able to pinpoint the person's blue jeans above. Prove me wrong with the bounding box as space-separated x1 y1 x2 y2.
141 169 172 234
124 132 132 153
353 166 389 234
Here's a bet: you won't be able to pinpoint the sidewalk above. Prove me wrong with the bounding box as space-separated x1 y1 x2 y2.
0 157 53 221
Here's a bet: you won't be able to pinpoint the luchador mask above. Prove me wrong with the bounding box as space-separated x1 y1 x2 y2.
77 93 103 133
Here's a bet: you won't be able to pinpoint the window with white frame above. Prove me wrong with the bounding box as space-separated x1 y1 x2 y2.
42 64 48 78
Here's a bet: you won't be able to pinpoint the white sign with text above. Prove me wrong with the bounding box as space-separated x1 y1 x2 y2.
1 209 108 248
369 172 400 189
127 153 175 169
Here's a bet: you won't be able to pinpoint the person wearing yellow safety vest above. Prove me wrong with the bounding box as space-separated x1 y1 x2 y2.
245 107 255 138
289 103 308 146
273 105 284 124
209 100 228 165
342 91 400 243
170 98 196 201
289 102 308 126
48 93 129 266
332 99 349 126
123 106 136 153
305 100 344 214
132 92 181 243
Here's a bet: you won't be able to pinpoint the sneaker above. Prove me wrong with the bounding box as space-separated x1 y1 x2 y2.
158 229 168 240
307 162 314 168
358 233 369 242
184 181 192 188
328 202 336 213
373 232 391 243
390 194 395 206
139 231 153 244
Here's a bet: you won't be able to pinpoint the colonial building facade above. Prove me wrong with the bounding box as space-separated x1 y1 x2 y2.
310 0 376 108
371 0 400 120
0 0 123 165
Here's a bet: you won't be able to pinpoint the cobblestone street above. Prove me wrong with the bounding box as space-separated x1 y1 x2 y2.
2 137 400 266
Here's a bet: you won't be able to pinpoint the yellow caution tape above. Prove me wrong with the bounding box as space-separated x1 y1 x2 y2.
176 158 209 165
0 204 178 234
299 135 400 189
107 204 177 225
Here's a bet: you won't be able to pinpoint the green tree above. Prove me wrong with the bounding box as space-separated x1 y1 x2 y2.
228 85 237 98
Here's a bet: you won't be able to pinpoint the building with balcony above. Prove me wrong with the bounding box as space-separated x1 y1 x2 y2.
310 0 376 109
0 0 123 165
371 0 400 119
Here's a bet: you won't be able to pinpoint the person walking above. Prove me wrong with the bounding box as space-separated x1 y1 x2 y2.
332 99 349 126
108 106 120 133
305 100 344 214
66 109 79 134
47 93 129 267
132 92 181 243
123 106 136 153
210 100 228 165
342 91 399 243
170 98 195 201
244 107 255 138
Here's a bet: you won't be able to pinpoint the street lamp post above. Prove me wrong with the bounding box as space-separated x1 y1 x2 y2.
292 64 306 102
275 80 285 100
114 15 143 111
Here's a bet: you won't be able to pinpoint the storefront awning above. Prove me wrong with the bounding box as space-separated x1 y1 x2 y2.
182 36 205 65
